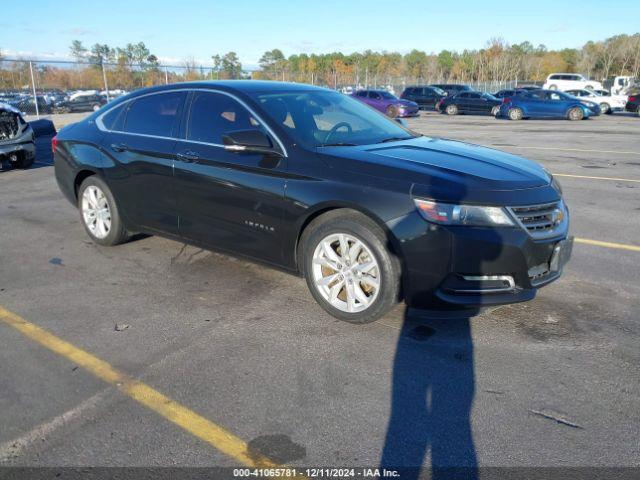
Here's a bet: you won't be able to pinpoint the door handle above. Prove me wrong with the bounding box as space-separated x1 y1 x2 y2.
176 151 200 163
110 143 128 152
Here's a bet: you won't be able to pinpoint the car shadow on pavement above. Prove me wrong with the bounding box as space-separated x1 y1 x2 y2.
380 176 503 478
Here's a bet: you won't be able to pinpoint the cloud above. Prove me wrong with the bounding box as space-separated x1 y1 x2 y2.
545 24 569 33
61 27 95 36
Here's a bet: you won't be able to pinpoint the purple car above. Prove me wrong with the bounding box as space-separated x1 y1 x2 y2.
351 89 419 118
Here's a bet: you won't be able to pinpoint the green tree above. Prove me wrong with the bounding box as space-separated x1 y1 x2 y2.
69 40 88 61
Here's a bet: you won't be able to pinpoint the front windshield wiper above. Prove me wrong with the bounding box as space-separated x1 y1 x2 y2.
317 142 358 147
377 136 415 143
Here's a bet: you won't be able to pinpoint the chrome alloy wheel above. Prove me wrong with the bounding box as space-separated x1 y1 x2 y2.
81 185 111 239
311 233 380 313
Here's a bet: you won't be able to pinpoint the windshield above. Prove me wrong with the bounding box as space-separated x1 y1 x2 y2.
378 91 397 100
252 90 417 148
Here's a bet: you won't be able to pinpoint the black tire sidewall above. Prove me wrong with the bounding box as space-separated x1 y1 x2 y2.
301 213 400 324
77 176 127 246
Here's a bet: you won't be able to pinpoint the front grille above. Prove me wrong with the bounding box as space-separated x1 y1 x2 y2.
508 201 566 239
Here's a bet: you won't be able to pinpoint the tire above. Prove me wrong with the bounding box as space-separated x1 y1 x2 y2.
548 84 558 90
92 104 101 112
77 176 129 246
585 85 594 91
567 107 584 121
491 106 500 116
599 103 611 114
299 210 401 324
508 107 523 121
445 104 458 115
385 105 398 118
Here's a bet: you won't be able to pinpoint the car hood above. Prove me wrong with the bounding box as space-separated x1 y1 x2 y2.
320 136 556 205
395 99 418 108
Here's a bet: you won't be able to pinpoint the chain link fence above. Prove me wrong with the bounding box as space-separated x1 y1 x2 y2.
0 58 529 118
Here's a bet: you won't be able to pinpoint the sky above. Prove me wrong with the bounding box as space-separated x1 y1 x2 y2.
1 0 638 68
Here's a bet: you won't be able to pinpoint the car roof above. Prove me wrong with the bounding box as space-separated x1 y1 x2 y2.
126 80 326 97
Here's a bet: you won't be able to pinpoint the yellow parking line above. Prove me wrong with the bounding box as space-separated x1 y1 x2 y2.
553 173 640 183
575 237 640 252
0 306 278 467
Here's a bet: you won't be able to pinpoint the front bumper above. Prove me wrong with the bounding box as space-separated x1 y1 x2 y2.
388 211 572 308
0 128 36 161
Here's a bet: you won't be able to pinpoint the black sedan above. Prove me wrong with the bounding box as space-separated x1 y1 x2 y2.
400 85 447 110
53 81 571 323
55 94 106 113
437 91 502 116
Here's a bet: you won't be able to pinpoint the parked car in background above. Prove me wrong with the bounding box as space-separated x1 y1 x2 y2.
565 88 627 114
498 89 597 120
430 84 474 96
54 94 107 113
625 94 639 113
351 89 419 117
53 81 571 323
9 96 53 115
437 91 501 116
400 85 447 110
543 73 603 92
0 102 35 170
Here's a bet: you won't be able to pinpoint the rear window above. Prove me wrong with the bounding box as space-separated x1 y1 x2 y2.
123 92 185 137
101 103 127 131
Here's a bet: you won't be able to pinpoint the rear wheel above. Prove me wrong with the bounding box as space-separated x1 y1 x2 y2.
599 102 611 114
92 104 101 112
508 107 523 120
568 107 584 121
385 105 398 118
548 84 558 90
445 104 458 115
300 210 400 323
78 176 129 246
491 106 500 116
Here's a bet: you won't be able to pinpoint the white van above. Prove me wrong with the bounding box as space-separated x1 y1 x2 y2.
543 74 603 91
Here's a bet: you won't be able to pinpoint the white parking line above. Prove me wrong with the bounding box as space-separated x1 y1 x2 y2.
552 173 640 183
496 145 640 156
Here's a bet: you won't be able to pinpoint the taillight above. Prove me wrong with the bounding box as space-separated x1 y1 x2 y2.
630 96 636 102
51 135 57 154
502 97 511 104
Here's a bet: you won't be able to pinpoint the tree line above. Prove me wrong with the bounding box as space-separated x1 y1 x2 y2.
0 33 638 91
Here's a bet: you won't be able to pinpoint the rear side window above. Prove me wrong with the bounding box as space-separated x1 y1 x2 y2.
549 75 560 80
124 92 185 137
186 91 263 145
356 91 368 97
101 103 127 131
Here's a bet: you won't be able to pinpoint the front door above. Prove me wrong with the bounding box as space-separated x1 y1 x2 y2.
173 90 287 264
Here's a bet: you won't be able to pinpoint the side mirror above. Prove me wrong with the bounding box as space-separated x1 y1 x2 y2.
221 129 280 155
395 118 408 127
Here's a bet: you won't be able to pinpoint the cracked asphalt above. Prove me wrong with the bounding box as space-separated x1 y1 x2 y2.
0 111 638 470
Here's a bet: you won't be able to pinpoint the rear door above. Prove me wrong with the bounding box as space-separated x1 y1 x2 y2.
172 90 287 264
100 91 186 234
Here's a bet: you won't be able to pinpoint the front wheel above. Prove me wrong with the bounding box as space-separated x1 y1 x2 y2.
599 103 611 114
385 105 398 118
568 107 584 121
445 104 458 115
300 210 401 323
78 176 129 246
508 107 523 120
548 84 558 90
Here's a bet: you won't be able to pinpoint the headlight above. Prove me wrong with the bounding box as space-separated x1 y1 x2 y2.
581 101 596 108
414 199 515 227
